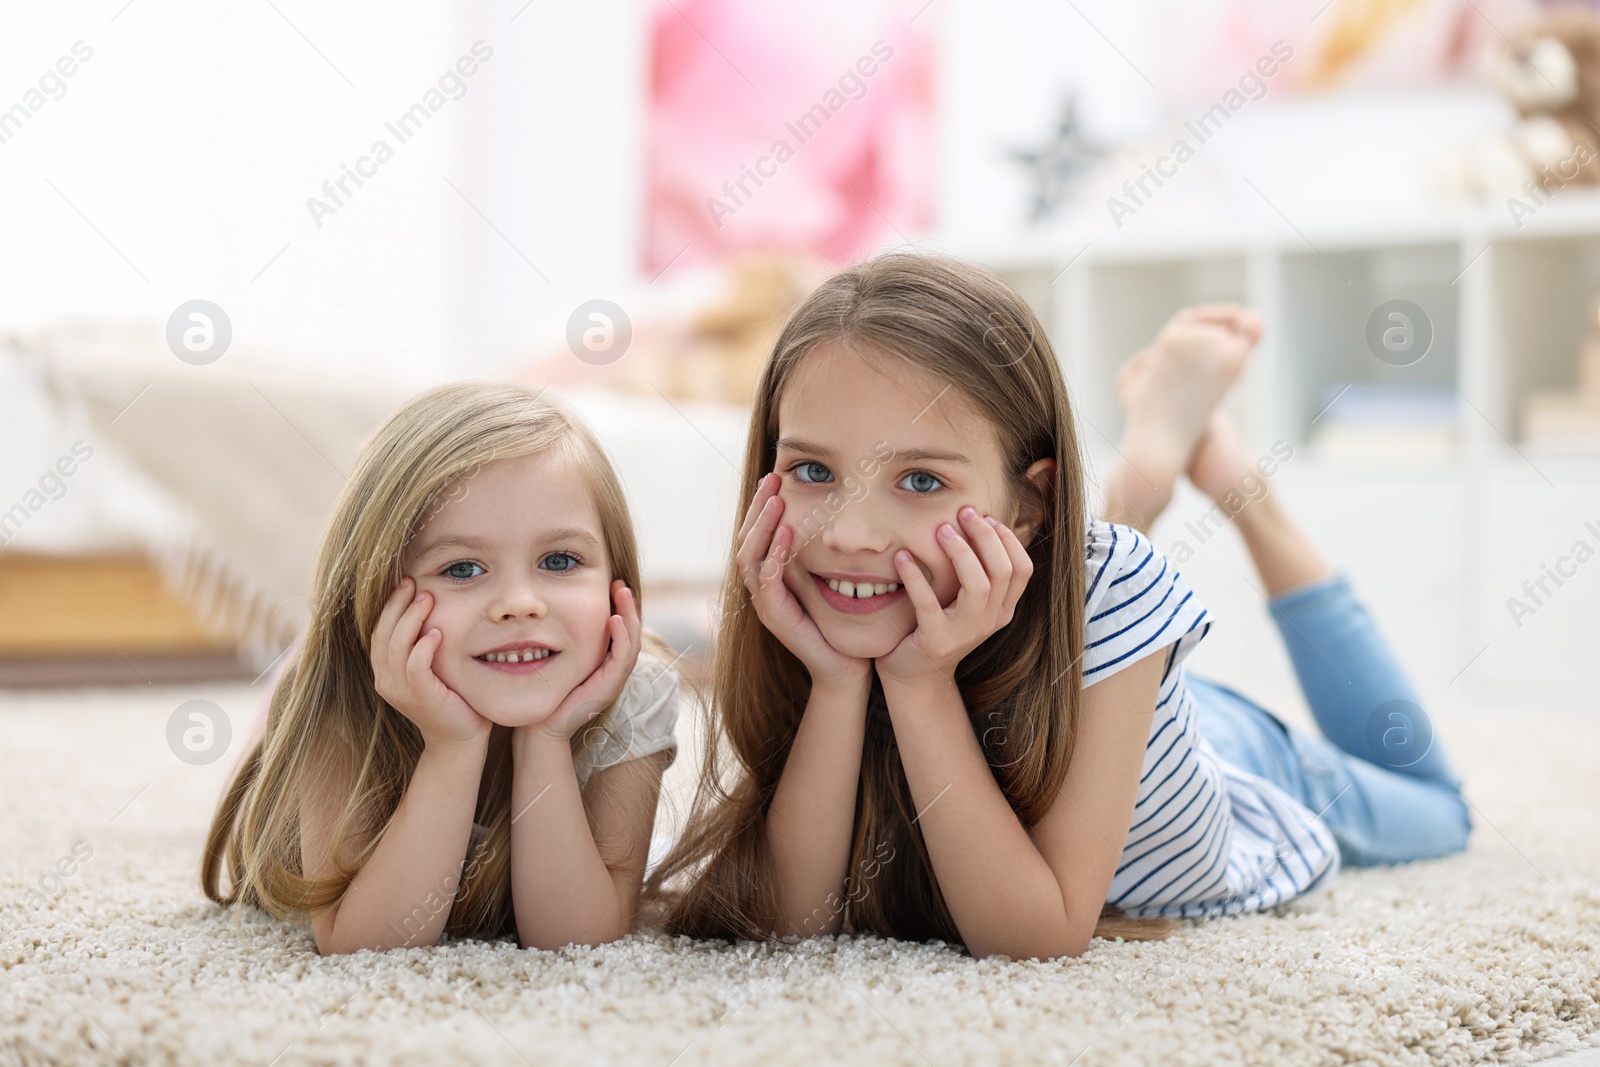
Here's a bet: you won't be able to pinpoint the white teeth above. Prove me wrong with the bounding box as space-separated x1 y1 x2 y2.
824 578 900 598
480 648 551 663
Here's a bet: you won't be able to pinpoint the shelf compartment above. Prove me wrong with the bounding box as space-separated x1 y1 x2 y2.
1277 243 1461 449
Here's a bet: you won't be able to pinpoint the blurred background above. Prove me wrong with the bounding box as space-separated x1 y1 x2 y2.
4 0 1599 722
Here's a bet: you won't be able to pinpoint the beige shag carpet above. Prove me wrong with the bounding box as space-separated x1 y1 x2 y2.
2 682 1598 1067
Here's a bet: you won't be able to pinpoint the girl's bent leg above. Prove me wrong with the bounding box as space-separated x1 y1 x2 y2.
1267 573 1466 793
1191 679 1473 867
1214 453 1466 792
1186 424 1473 866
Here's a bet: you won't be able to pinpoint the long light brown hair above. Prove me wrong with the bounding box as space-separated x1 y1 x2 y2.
201 381 645 940
648 252 1180 946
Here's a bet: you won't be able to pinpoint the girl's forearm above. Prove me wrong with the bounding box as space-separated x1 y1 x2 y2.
882 678 1081 960
321 737 487 954
765 672 872 936
508 731 632 949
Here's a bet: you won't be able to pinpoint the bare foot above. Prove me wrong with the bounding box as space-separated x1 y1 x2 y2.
1105 305 1262 528
1186 411 1258 505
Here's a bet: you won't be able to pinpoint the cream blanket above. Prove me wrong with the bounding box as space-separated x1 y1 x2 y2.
31 333 745 669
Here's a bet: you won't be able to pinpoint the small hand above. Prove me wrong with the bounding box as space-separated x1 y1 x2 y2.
736 472 871 686
371 576 492 750
876 507 1034 688
531 580 642 743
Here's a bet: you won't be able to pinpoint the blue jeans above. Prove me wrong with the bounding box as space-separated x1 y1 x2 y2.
1191 574 1473 868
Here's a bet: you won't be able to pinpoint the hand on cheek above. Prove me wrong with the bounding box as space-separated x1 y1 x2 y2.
736 471 873 685
877 506 1036 688
529 579 641 742
907 509 976 610
369 578 491 750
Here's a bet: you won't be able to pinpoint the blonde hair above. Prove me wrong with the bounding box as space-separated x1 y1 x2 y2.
648 252 1181 946
202 381 645 940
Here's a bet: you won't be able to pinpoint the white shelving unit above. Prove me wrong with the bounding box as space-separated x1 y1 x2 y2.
954 200 1600 717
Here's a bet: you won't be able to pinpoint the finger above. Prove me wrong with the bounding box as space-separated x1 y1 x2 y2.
611 590 641 668
609 578 630 626
384 586 432 686
574 614 634 715
742 496 788 589
735 476 764 545
959 506 1012 590
607 613 633 671
893 549 943 622
370 577 413 656
735 472 780 546
405 626 443 691
755 523 806 605
392 588 431 658
613 581 642 649
938 521 991 610
762 520 796 587
990 519 1034 612
737 493 784 587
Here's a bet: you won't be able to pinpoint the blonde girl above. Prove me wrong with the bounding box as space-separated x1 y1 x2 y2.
203 382 679 954
650 253 1470 959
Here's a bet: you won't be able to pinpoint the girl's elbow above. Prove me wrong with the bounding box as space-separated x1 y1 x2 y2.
315 932 358 956
967 935 1089 963
315 924 440 955
1054 935 1093 961
312 920 350 956
965 912 1091 962
316 937 356 957
519 923 630 952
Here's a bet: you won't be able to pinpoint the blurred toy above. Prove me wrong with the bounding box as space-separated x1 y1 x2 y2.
1432 7 1600 202
1488 9 1600 181
659 253 815 405
517 252 818 408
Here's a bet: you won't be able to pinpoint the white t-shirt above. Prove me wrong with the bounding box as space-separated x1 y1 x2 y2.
1084 520 1341 919
570 648 681 787
466 650 680 843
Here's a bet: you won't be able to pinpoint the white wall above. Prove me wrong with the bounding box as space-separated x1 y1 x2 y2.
0 0 651 377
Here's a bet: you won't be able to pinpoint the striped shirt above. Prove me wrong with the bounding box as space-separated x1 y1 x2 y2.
1084 521 1340 919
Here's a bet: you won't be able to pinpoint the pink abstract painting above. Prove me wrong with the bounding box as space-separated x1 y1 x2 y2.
643 0 936 274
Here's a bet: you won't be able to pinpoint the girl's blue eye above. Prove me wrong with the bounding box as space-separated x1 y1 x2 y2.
442 560 484 582
898 471 943 494
541 552 581 573
791 461 833 485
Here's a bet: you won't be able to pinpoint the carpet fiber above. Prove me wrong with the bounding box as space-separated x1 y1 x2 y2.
2 682 1597 1067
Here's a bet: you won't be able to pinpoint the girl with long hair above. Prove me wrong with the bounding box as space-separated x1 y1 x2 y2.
202 382 680 954
649 252 1471 959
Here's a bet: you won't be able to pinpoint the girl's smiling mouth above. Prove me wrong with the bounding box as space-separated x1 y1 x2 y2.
810 571 905 614
474 642 560 672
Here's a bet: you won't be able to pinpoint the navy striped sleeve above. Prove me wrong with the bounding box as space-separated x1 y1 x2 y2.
1082 520 1211 685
